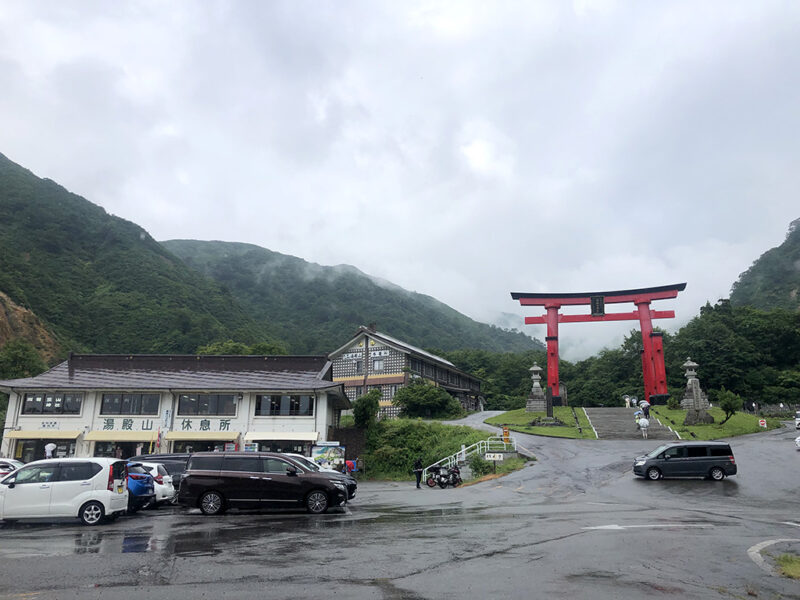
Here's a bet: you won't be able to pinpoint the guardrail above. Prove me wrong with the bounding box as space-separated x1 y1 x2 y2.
422 435 517 480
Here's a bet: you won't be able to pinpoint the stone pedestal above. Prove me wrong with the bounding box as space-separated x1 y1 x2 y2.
681 358 714 426
526 363 548 414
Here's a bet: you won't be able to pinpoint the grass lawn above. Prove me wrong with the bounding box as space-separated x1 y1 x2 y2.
777 554 800 579
485 407 597 439
650 406 783 440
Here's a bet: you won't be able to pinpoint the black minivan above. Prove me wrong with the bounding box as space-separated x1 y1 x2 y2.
177 452 349 514
633 441 737 481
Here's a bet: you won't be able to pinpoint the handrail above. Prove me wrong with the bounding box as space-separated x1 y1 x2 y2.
422 435 516 480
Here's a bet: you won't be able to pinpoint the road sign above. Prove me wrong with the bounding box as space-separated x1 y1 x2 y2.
485 453 504 461
758 419 767 428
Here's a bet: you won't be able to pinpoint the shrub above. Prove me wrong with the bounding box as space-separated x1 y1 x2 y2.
467 453 492 477
667 396 680 410
353 389 381 429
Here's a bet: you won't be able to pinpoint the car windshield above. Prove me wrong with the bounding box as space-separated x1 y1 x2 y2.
646 445 670 458
292 456 320 471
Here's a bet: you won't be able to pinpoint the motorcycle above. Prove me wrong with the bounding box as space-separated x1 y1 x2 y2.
425 465 449 488
446 465 462 487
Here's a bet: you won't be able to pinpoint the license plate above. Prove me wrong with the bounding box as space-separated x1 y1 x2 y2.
117 485 123 493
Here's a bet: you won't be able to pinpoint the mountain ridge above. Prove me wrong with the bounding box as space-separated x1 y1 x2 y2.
161 239 542 354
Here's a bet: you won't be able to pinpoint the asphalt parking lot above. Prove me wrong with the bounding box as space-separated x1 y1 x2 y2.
1 421 799 600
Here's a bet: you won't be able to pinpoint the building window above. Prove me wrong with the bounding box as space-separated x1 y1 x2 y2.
355 360 364 375
409 358 421 373
177 394 236 416
373 358 384 371
255 395 314 416
101 393 160 415
22 392 83 415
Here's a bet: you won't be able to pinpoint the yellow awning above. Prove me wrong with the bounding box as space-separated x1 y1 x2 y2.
85 431 158 442
244 431 319 441
165 431 238 441
5 430 81 440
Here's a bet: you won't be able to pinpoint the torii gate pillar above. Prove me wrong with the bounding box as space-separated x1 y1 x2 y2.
512 284 686 404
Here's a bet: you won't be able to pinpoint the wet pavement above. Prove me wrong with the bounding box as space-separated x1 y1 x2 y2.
1 421 800 599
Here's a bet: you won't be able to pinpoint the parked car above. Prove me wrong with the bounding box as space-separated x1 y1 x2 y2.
795 411 800 429
0 458 128 525
126 463 155 513
131 453 190 498
138 462 176 506
0 459 25 479
177 452 349 515
284 453 357 500
633 441 737 480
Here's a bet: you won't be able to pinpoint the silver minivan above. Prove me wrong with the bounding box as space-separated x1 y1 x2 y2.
633 441 737 481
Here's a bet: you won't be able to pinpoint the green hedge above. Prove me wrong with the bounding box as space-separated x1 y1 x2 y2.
362 419 489 480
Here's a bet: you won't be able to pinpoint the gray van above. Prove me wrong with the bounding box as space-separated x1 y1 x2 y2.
633 441 737 481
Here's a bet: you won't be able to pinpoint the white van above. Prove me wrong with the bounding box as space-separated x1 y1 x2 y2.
0 457 128 525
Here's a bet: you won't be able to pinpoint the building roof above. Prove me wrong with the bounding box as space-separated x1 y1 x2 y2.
0 355 349 406
329 326 457 368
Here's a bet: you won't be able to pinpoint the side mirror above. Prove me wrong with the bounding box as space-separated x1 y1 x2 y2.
4 479 15 488
663 455 670 460
286 466 298 476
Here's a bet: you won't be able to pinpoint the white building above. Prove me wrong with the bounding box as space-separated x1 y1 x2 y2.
0 354 350 461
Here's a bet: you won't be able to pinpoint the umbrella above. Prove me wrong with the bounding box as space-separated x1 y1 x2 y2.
634 410 643 416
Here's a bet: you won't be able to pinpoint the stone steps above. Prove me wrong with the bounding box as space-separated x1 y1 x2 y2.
584 407 678 440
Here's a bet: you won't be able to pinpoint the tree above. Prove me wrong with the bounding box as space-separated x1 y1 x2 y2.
717 387 744 425
0 339 47 379
196 339 288 355
392 379 462 418
0 339 47 430
353 389 381 429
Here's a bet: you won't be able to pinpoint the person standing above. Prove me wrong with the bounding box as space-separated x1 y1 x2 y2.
639 417 650 439
413 457 423 489
44 442 57 459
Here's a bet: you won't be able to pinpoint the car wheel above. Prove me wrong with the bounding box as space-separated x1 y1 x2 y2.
199 491 225 515
306 490 329 514
169 494 179 506
646 467 662 481
80 501 105 526
709 467 725 481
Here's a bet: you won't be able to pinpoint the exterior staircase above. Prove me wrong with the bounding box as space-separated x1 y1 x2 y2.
584 407 677 440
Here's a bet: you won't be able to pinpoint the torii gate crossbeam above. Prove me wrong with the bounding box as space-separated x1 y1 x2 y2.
511 283 686 404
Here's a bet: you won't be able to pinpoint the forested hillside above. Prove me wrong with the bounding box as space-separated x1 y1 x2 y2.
162 240 542 354
730 218 800 311
0 152 276 354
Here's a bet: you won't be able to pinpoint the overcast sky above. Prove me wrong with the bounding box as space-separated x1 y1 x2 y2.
1 1 799 359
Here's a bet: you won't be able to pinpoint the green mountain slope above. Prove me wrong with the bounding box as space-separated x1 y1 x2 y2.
730 218 800 311
0 152 274 353
161 239 543 354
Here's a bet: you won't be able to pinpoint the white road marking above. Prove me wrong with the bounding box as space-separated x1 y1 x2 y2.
582 523 712 531
583 407 599 439
782 522 800 528
747 538 800 575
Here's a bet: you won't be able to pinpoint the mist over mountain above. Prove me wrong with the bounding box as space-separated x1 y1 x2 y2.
161 239 543 354
730 218 800 311
0 151 540 356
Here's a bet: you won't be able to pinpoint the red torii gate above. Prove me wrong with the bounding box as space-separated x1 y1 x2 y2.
511 283 686 404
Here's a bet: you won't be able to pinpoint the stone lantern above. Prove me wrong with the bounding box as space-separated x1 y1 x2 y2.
526 363 549 415
682 357 714 425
